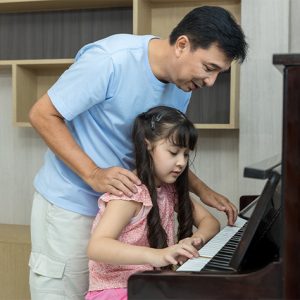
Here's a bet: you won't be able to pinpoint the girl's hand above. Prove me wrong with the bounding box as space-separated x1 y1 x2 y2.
148 242 200 268
179 237 204 250
176 237 203 265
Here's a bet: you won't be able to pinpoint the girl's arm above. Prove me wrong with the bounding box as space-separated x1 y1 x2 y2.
178 197 220 250
87 199 199 267
190 197 220 244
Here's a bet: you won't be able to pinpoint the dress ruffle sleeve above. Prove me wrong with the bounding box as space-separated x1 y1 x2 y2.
98 184 153 209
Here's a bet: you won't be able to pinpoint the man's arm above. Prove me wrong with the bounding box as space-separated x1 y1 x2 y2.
188 170 238 225
29 93 140 196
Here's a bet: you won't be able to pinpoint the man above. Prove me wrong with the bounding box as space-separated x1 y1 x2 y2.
28 5 247 299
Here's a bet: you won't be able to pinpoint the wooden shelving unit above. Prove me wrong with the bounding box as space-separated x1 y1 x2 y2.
0 0 241 128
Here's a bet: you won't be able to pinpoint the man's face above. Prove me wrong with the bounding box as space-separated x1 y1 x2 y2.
172 38 232 92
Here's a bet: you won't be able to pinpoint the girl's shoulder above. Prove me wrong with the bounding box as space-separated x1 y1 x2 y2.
99 184 152 207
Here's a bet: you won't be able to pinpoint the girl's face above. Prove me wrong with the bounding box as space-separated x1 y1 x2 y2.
147 138 190 187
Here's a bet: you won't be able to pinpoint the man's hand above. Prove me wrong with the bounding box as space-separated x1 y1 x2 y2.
188 171 238 226
86 166 141 197
200 185 238 226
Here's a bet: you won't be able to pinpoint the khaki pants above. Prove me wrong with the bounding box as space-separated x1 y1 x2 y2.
29 192 94 300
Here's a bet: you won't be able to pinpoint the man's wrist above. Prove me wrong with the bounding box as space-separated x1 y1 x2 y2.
90 166 101 180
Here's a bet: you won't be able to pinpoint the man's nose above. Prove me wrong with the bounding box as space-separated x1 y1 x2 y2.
204 72 218 87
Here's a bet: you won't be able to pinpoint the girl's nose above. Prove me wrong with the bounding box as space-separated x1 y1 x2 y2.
177 154 187 167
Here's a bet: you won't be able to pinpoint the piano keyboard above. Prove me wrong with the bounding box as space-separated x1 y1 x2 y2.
177 217 248 272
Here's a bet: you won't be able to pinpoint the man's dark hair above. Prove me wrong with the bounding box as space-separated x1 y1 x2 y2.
169 6 248 63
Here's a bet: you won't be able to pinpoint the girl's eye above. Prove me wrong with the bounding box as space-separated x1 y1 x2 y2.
169 151 177 156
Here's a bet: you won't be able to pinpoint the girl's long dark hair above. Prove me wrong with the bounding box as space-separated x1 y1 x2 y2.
132 106 198 253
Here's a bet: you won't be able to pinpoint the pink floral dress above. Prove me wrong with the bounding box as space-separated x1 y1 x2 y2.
88 183 177 292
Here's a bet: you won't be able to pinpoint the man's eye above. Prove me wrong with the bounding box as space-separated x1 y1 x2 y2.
204 65 214 72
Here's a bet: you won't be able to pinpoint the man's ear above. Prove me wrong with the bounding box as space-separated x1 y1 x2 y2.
175 35 190 57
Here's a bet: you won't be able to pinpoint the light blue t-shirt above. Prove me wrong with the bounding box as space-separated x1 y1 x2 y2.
34 34 191 216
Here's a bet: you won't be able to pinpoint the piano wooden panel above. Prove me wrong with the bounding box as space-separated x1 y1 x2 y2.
128 263 282 300
275 54 300 300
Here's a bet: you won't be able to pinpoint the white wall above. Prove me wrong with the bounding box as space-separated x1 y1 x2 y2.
290 0 300 52
0 68 46 224
191 130 239 227
238 0 289 197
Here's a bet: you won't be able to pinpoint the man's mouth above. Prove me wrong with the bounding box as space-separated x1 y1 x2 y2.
192 80 203 89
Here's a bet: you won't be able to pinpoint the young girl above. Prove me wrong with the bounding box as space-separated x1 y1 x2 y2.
85 106 220 300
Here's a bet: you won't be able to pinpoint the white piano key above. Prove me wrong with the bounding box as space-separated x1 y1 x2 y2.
177 257 210 272
234 216 247 228
200 226 240 257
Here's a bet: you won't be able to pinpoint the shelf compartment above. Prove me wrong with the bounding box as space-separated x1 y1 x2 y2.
133 0 241 37
0 59 73 126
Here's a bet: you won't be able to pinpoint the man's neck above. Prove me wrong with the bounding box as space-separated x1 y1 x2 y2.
148 38 172 83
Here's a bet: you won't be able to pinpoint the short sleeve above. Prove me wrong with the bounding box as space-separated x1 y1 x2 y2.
99 184 153 208
48 46 115 121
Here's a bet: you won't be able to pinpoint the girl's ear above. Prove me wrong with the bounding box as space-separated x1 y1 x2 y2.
145 139 152 151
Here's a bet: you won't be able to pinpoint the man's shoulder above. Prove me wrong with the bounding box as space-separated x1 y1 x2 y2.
93 34 154 52
75 34 154 62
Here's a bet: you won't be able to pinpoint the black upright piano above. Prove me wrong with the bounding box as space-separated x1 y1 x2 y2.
128 54 300 299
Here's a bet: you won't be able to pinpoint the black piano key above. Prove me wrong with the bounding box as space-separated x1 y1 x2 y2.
203 261 234 272
224 243 237 249
215 252 233 260
215 253 232 260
